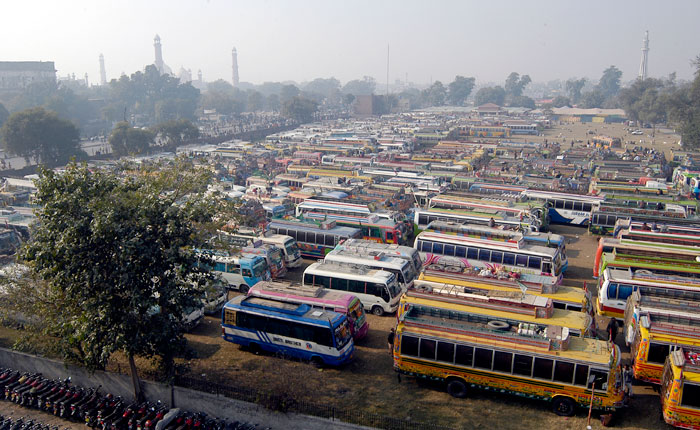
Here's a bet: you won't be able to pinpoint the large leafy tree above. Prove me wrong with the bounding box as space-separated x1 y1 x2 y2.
668 56 700 149
0 107 85 166
447 76 475 106
108 121 154 156
598 66 623 99
424 81 447 106
504 72 532 99
281 96 318 123
154 119 199 148
619 78 671 134
341 76 376 96
15 161 225 399
474 86 506 106
565 78 587 105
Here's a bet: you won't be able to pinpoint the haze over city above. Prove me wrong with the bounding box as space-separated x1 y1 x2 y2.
4 0 700 86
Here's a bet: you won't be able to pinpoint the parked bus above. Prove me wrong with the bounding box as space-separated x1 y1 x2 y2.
222 295 354 366
258 233 303 269
593 237 700 277
241 242 287 279
198 253 270 294
296 197 407 245
324 246 417 290
661 348 700 429
522 190 603 226
428 194 546 229
415 231 563 279
262 203 288 219
399 287 593 338
303 261 402 316
589 206 691 236
336 238 423 277
412 208 540 236
419 267 591 314
267 219 362 259
615 219 700 247
597 267 700 319
247 280 369 340
597 252 700 280
627 307 700 384
393 301 624 417
425 221 568 272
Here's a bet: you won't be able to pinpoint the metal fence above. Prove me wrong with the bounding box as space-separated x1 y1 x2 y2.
175 375 456 430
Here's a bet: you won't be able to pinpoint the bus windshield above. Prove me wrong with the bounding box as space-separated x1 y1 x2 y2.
285 239 299 256
253 260 267 278
402 264 415 286
334 320 352 350
387 273 401 298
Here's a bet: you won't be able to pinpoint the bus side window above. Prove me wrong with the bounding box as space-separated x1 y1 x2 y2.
324 234 335 246
333 278 349 291
348 280 365 294
618 284 634 300
401 335 419 356
432 243 444 254
503 253 515 265
386 231 394 242
455 246 466 258
607 283 618 299
304 273 313 285
444 244 455 256
542 261 552 275
555 200 564 209
564 201 573 210
681 383 700 408
583 203 593 212
515 255 528 267
528 256 541 269
467 247 478 259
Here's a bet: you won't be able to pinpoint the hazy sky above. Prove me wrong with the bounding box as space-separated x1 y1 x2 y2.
3 0 699 87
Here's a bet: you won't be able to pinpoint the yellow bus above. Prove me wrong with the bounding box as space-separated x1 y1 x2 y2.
661 348 700 430
626 302 700 384
394 303 625 417
399 291 594 338
419 268 592 314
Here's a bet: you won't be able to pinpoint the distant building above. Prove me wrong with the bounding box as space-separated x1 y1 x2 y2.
0 61 56 96
354 95 385 116
474 103 503 116
232 47 240 87
153 34 172 75
550 107 626 124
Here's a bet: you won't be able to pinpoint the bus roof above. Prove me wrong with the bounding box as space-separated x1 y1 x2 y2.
225 295 344 326
305 261 395 282
605 267 700 288
248 280 357 307
268 220 361 236
416 231 557 257
326 248 409 268
602 252 700 274
401 295 590 332
341 238 418 255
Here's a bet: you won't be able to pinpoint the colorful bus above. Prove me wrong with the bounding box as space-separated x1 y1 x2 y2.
295 197 407 245
597 252 700 280
336 238 423 277
522 190 603 226
199 252 270 294
615 219 700 247
597 267 700 319
628 309 700 384
399 289 593 338
248 281 369 340
593 237 700 277
415 231 563 279
259 234 303 269
393 301 624 417
267 218 362 259
661 348 700 430
221 295 354 366
412 208 540 236
303 261 402 316
241 243 286 279
425 221 568 272
324 246 417 291
428 194 547 229
419 267 591 314
589 206 691 236
469 126 511 138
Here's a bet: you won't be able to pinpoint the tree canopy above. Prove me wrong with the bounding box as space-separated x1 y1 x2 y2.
424 81 447 106
0 103 8 128
0 107 85 166
14 161 228 398
342 77 376 96
565 78 586 105
474 86 506 106
281 96 318 123
108 121 155 156
504 72 531 99
447 76 475 106
667 56 700 149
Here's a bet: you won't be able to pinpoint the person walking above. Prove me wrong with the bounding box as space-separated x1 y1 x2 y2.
622 364 633 399
606 318 619 342
387 327 395 353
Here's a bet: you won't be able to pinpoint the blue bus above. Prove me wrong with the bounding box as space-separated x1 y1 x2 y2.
222 296 355 366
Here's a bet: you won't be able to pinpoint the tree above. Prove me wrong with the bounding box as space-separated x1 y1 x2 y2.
565 78 587 104
303 78 341 100
16 161 223 400
0 107 85 166
0 103 8 128
509 95 536 109
425 81 447 106
599 66 623 99
668 56 700 149
280 84 300 103
580 90 606 109
281 96 318 123
447 76 475 106
551 95 571 108
505 72 532 99
154 119 199 148
619 78 669 131
108 121 154 156
341 76 376 96
474 86 506 106
266 94 280 111
343 93 356 106
247 91 264 112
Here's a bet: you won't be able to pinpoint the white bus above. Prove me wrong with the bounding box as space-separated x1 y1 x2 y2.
522 190 603 226
412 208 540 234
414 231 563 279
259 234 303 269
201 253 271 294
336 238 423 276
303 261 403 316
324 247 417 290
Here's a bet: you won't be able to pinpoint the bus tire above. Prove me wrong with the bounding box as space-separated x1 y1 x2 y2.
446 378 468 398
248 343 262 355
371 306 384 316
310 356 324 368
552 397 577 417
239 284 250 294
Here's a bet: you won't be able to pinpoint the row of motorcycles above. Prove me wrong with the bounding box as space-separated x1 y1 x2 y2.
0 369 257 430
0 416 60 430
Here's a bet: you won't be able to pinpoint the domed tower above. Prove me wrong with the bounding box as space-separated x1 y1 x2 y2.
154 34 164 73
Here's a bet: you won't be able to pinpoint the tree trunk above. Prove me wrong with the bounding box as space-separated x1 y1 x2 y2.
128 353 143 402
